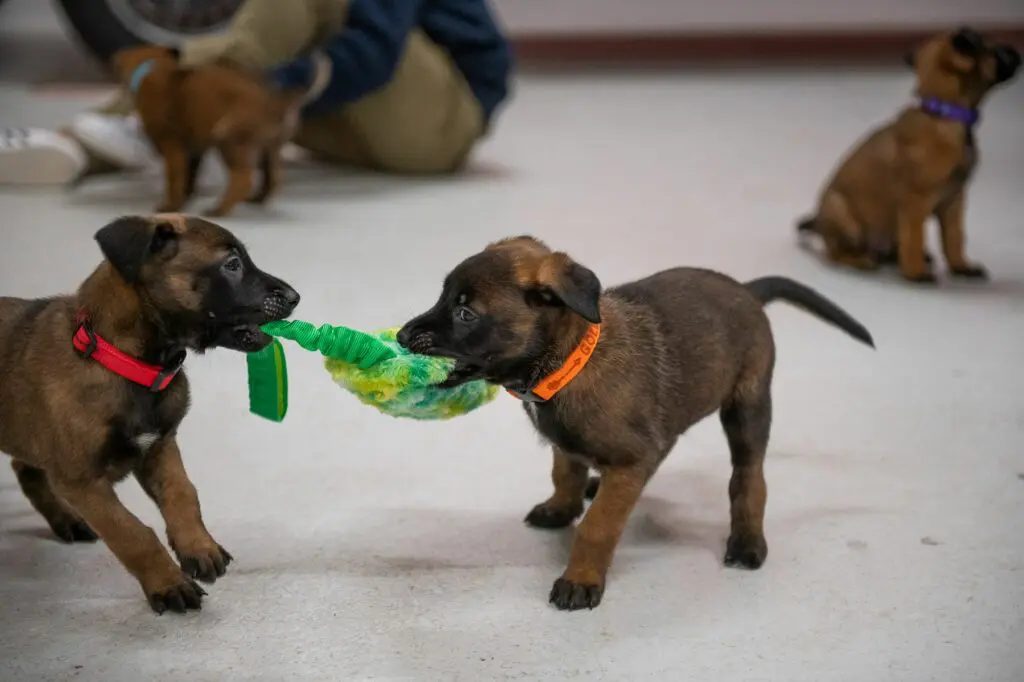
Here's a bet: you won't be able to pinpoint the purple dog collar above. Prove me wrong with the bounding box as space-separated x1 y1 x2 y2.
918 97 980 127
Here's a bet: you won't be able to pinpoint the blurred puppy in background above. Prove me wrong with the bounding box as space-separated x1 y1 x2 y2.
797 27 1020 283
110 45 330 217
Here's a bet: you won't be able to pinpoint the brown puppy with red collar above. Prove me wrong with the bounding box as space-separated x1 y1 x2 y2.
0 214 299 614
797 27 1020 282
397 236 874 610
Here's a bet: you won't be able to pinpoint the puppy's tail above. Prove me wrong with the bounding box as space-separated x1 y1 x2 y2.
744 276 874 348
275 51 333 110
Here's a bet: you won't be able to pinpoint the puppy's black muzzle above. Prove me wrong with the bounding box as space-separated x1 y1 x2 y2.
397 310 440 355
262 279 301 320
396 326 433 354
215 274 300 353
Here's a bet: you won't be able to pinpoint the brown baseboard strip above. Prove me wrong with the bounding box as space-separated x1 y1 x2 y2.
510 26 1024 67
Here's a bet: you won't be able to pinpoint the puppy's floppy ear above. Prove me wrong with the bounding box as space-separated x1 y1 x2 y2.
951 27 984 56
109 48 134 80
95 216 179 284
535 252 602 324
994 44 1021 83
945 27 985 73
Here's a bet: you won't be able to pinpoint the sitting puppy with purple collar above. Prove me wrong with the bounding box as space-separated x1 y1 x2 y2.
796 27 1020 283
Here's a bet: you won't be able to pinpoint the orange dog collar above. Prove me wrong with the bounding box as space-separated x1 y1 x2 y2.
506 323 600 403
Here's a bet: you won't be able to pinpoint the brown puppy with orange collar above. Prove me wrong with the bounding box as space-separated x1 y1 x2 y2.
397 236 874 610
110 45 328 217
797 27 1020 282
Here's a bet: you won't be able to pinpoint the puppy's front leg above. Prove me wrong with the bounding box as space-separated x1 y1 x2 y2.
936 190 987 279
156 142 190 213
897 192 936 283
184 153 204 201
134 438 232 584
247 146 282 205
525 447 589 529
50 477 205 614
549 465 647 611
205 144 254 217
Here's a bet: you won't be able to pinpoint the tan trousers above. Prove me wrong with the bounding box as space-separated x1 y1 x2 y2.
85 0 485 174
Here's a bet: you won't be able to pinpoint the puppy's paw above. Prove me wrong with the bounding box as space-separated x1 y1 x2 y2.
843 255 881 272
246 189 273 205
549 576 604 611
49 515 98 544
172 539 233 584
901 270 938 285
146 573 206 615
884 251 934 266
524 502 582 529
724 531 768 570
202 205 233 218
949 263 988 280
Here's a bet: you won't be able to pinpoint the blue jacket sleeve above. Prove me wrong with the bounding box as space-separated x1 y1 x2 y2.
272 0 424 114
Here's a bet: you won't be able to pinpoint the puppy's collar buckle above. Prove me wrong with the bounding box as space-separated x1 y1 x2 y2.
151 351 186 393
505 323 601 403
506 385 548 403
72 313 182 392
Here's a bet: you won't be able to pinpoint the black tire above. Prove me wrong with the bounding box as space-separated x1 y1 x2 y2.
56 0 148 66
54 0 242 66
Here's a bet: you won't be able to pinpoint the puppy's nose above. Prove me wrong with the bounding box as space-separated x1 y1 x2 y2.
396 326 413 349
279 286 301 310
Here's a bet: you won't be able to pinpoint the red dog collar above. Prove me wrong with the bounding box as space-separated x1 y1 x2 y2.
72 313 183 392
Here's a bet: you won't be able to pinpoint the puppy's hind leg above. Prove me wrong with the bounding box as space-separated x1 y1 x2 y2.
720 357 772 570
11 460 97 543
821 230 880 271
817 192 879 271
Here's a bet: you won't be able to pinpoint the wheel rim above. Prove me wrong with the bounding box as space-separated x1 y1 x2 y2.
104 0 244 45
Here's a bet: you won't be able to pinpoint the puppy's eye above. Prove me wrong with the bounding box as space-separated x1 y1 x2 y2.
455 306 477 323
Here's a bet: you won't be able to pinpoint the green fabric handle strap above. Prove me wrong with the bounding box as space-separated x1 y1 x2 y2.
260 320 396 368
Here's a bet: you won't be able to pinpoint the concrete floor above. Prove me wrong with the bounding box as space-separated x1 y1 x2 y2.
1 66 1023 682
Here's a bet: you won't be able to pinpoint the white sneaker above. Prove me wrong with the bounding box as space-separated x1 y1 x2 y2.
0 128 88 185
71 113 157 170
